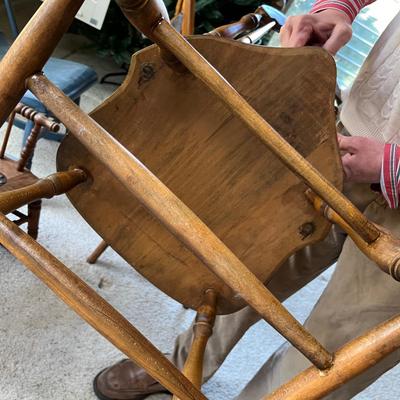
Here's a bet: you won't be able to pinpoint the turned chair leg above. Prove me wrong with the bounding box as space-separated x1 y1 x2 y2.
27 200 42 239
87 240 109 264
173 289 217 400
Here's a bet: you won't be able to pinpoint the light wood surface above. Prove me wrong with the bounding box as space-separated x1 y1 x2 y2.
30 68 334 369
57 37 341 315
172 290 217 400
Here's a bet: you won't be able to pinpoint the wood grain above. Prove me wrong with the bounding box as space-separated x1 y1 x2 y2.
30 70 334 369
57 37 342 314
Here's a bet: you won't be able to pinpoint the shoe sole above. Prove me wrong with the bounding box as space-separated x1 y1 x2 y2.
93 366 170 400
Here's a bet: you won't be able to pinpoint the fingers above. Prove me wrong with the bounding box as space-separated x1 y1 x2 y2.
280 10 352 53
279 21 292 45
280 15 314 48
341 152 354 181
337 135 359 154
323 22 352 55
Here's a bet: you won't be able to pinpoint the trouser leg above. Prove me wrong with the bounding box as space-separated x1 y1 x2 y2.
237 198 400 400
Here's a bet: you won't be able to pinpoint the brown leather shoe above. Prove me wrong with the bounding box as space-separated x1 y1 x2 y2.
93 359 171 400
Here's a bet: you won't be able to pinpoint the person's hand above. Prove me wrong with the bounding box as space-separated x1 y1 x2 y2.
280 9 352 55
338 135 384 183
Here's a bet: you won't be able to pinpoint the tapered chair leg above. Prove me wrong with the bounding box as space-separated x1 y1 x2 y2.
87 240 109 264
27 200 42 239
173 290 217 400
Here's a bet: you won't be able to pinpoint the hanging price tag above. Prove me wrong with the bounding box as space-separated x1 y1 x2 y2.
75 0 111 30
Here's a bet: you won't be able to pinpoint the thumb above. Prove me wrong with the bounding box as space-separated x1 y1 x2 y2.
341 152 354 181
323 22 352 55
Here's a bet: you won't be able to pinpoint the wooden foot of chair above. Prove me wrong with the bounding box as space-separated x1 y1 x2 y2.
173 290 217 400
87 239 108 264
27 200 41 239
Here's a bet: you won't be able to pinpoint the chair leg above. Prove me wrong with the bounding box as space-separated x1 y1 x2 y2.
87 240 109 264
173 289 217 400
27 200 42 239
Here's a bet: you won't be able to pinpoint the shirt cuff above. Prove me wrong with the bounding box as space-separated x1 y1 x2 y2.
310 0 373 22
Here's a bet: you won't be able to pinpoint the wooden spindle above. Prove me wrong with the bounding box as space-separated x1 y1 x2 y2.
264 314 400 400
87 240 109 264
15 103 60 132
306 189 400 281
175 0 184 15
182 0 195 35
17 122 42 171
0 169 86 214
0 110 16 158
208 13 261 38
173 289 217 400
27 200 41 239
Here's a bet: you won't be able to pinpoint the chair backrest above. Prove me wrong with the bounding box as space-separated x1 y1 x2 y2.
57 36 342 314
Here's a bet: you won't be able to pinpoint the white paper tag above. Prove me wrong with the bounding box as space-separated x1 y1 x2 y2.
75 0 111 30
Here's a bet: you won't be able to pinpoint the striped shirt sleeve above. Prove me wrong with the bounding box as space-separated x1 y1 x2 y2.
311 0 375 22
380 143 400 209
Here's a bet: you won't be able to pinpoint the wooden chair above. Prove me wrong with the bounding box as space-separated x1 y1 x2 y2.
1 1 400 399
0 103 60 239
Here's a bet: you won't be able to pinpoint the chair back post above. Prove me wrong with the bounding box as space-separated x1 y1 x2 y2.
15 103 60 171
181 0 195 35
0 109 16 158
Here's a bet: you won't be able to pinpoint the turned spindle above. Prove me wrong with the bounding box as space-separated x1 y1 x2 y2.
0 169 87 214
173 289 217 400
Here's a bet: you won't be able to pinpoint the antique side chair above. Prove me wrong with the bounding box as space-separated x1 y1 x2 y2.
1 1 400 400
0 103 60 239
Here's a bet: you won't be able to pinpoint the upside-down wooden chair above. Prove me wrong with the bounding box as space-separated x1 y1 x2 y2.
86 0 286 264
2 1 400 399
0 103 60 239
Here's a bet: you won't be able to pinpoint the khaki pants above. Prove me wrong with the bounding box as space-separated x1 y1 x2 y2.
170 184 400 399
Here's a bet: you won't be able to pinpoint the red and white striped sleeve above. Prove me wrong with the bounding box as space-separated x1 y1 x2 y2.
381 143 400 209
311 0 375 22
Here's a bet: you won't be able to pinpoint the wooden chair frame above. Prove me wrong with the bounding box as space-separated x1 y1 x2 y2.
1 1 400 399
